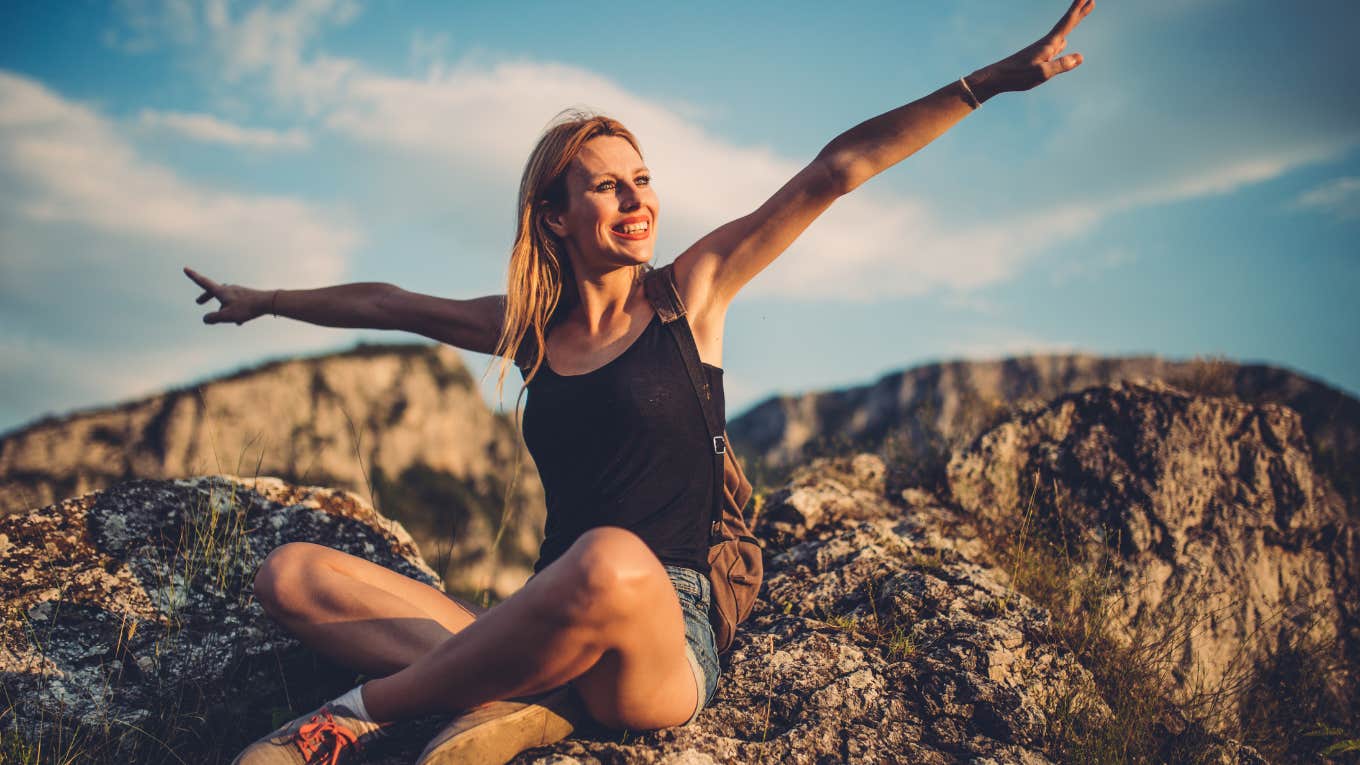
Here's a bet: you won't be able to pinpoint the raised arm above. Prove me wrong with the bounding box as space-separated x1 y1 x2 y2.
675 0 1094 314
183 267 507 356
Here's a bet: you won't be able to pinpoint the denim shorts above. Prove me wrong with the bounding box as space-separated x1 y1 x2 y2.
662 564 721 725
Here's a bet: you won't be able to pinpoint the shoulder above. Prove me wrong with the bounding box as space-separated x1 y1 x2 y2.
660 255 724 327
650 259 727 367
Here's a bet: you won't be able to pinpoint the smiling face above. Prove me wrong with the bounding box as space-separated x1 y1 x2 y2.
544 135 658 275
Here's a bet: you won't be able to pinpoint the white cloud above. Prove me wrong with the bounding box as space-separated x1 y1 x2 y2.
97 0 1360 306
1114 148 1347 211
1291 176 1360 221
948 329 1082 362
1048 247 1136 287
137 109 311 150
138 0 1113 302
0 70 362 432
103 0 198 53
0 71 354 285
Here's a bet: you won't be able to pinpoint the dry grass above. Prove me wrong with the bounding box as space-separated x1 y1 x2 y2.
1168 354 1238 399
980 472 1360 764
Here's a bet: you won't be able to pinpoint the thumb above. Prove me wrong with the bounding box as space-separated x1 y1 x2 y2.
204 311 224 324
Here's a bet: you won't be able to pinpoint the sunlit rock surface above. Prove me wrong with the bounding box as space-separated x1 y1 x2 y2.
0 343 545 598
947 380 1359 716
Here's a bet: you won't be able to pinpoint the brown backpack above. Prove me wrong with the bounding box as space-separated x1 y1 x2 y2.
642 263 763 655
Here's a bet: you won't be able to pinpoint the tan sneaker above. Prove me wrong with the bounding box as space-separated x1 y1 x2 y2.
231 702 388 764
415 685 585 765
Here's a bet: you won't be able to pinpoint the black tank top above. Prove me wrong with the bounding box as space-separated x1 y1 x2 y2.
519 310 723 575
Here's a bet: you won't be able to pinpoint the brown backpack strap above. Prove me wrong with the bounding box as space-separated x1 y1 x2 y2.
642 264 725 446
643 264 728 542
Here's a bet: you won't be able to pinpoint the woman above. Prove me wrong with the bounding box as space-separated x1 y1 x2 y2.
190 2 1093 762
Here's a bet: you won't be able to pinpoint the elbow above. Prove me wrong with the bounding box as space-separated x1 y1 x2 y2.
371 283 406 329
814 151 869 197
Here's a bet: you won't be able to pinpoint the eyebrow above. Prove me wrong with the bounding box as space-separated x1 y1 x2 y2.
589 167 650 181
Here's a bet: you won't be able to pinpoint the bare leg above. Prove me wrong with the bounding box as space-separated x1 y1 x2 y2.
361 526 699 731
253 541 486 677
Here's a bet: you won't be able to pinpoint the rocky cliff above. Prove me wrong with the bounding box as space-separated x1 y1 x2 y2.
947 381 1358 726
0 343 545 598
728 354 1360 518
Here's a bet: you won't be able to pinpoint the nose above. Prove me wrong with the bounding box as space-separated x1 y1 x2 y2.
617 181 643 211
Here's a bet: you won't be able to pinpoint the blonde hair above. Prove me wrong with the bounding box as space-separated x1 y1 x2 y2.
488 109 649 400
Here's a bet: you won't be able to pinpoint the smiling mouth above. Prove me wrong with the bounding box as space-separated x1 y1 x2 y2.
610 220 650 240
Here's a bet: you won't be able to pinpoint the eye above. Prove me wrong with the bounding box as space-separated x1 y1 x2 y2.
595 180 615 192
636 175 651 186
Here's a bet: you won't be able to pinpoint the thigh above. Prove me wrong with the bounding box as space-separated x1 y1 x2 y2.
294 541 486 629
550 530 699 731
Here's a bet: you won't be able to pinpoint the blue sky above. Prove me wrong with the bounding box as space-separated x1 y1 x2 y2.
2 0 1358 434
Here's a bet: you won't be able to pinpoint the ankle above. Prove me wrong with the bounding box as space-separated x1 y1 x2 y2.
334 683 386 728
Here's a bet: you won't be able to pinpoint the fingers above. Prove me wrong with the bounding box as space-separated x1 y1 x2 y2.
1052 0 1094 38
183 266 219 293
203 310 224 324
196 290 213 304
1040 53 1083 80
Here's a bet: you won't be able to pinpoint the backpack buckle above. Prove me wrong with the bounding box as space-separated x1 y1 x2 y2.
712 435 726 455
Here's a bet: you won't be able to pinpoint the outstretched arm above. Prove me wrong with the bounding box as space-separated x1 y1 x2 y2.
183 267 507 356
675 0 1094 314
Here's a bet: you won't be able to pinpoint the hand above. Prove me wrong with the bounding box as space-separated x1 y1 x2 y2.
184 266 269 325
968 0 1093 101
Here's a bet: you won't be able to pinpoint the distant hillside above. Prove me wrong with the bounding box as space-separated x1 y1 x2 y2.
0 343 545 599
728 354 1360 516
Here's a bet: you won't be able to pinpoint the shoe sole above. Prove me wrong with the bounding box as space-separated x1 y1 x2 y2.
417 698 577 765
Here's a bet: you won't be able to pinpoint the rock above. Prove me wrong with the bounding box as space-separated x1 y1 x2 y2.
0 476 437 758
947 380 1358 713
495 456 1105 765
0 343 547 599
0 435 1283 761
728 354 1360 518
759 453 893 543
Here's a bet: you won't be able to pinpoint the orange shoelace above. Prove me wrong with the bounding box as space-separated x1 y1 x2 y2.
294 708 362 765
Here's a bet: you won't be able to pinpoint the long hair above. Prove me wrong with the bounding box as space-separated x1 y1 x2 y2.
488 109 648 401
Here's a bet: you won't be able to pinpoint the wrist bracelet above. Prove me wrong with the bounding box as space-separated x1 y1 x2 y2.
271 290 280 317
959 76 981 109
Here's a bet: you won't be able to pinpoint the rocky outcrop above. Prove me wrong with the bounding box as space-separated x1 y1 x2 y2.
728 354 1360 517
0 343 546 598
947 380 1359 712
0 476 438 759
1 459 1268 763
516 454 1115 764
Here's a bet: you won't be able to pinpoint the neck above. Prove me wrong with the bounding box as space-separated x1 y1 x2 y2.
567 260 642 335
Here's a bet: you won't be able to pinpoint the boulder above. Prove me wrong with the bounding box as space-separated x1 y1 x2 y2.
0 475 437 759
947 380 1358 710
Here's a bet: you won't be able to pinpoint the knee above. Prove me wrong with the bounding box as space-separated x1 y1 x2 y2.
557 527 661 622
253 542 322 618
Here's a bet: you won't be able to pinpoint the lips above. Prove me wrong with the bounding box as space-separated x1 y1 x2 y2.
610 215 651 241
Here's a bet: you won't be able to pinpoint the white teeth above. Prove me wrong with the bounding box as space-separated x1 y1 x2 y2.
616 221 649 234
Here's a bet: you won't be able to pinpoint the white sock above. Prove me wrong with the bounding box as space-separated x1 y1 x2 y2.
333 684 386 731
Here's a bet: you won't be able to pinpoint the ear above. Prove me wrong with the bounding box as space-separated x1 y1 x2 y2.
540 201 568 239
